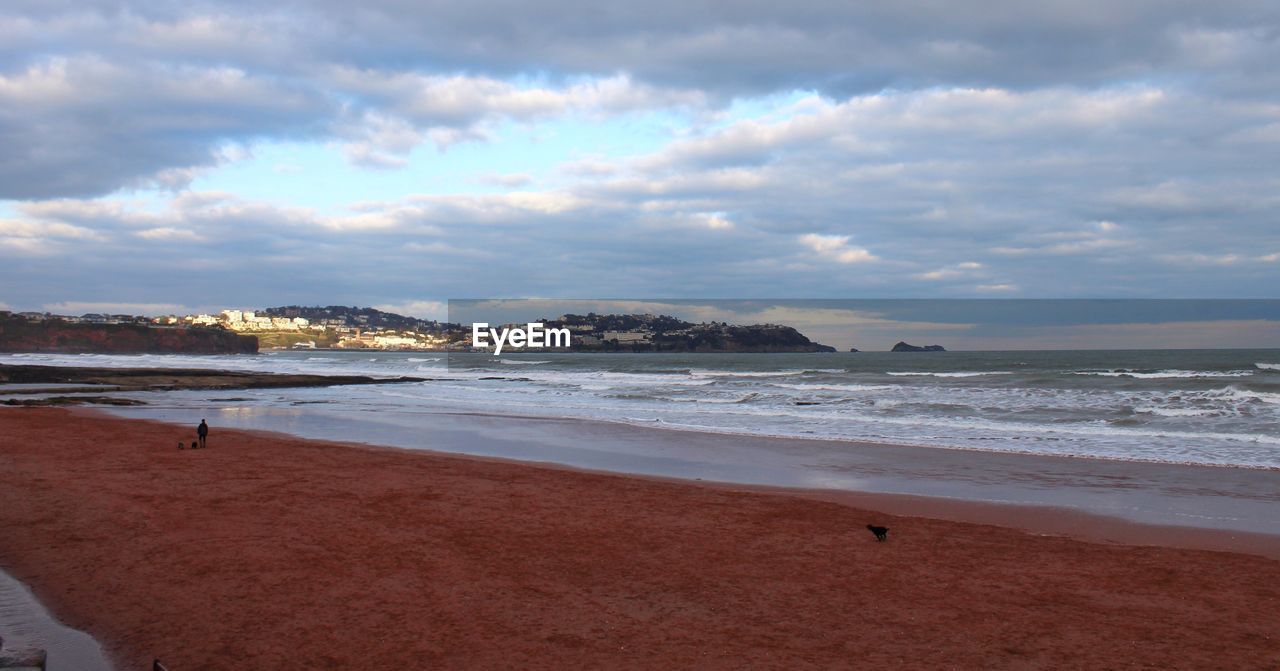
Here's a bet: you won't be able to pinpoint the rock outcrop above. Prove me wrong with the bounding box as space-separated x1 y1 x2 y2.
0 364 425 392
0 634 46 670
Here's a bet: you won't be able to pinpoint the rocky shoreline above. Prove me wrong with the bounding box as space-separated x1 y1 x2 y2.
0 365 425 406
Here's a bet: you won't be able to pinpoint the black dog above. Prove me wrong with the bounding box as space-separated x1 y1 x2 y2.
866 524 889 542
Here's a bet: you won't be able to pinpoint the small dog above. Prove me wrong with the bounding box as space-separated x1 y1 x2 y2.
866 524 889 542
191 441 199 450
177 441 184 450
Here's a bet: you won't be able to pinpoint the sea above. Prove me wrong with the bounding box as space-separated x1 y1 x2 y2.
3 348 1278 469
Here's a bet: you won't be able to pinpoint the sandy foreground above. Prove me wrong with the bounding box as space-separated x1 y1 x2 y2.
1 408 1278 669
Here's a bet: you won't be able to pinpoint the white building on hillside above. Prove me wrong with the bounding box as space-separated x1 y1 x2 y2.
603 331 651 343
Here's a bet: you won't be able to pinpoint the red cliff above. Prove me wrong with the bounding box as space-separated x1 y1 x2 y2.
0 314 258 354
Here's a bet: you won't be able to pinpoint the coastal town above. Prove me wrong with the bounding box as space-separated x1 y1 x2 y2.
0 307 836 353
162 307 457 350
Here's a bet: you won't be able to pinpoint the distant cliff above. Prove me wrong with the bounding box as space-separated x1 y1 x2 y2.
644 324 837 353
891 341 946 352
544 314 836 353
0 313 258 354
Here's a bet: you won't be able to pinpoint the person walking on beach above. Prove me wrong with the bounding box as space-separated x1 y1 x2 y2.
197 419 209 449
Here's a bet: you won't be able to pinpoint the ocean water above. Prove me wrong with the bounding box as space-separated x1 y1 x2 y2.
3 349 1278 469
0 569 112 670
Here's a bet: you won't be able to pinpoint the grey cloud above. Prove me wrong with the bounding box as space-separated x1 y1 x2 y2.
544 86 1280 296
216 0 1280 95
6 3 1277 92
4 1 1280 199
0 56 331 199
1 1 1279 303
1 160 1275 308
0 189 810 306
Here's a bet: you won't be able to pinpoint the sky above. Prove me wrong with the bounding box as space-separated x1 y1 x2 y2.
2 1 1279 319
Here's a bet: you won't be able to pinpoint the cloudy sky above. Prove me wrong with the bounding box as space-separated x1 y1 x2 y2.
2 0 1279 318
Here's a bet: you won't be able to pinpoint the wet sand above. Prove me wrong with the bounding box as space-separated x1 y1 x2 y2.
108 401 1280 538
1 407 1278 669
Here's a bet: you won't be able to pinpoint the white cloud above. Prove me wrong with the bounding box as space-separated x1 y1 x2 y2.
135 227 203 241
0 237 54 255
330 69 704 124
1157 252 1278 266
402 191 586 220
992 238 1131 256
695 212 734 230
336 111 423 169
798 233 877 264
0 218 106 241
324 71 707 165
989 221 1131 257
916 261 984 280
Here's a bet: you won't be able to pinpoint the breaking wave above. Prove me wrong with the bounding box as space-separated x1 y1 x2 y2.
886 371 1012 377
1074 369 1255 379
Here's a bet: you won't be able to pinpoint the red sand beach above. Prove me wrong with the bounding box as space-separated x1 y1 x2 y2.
1 407 1278 669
